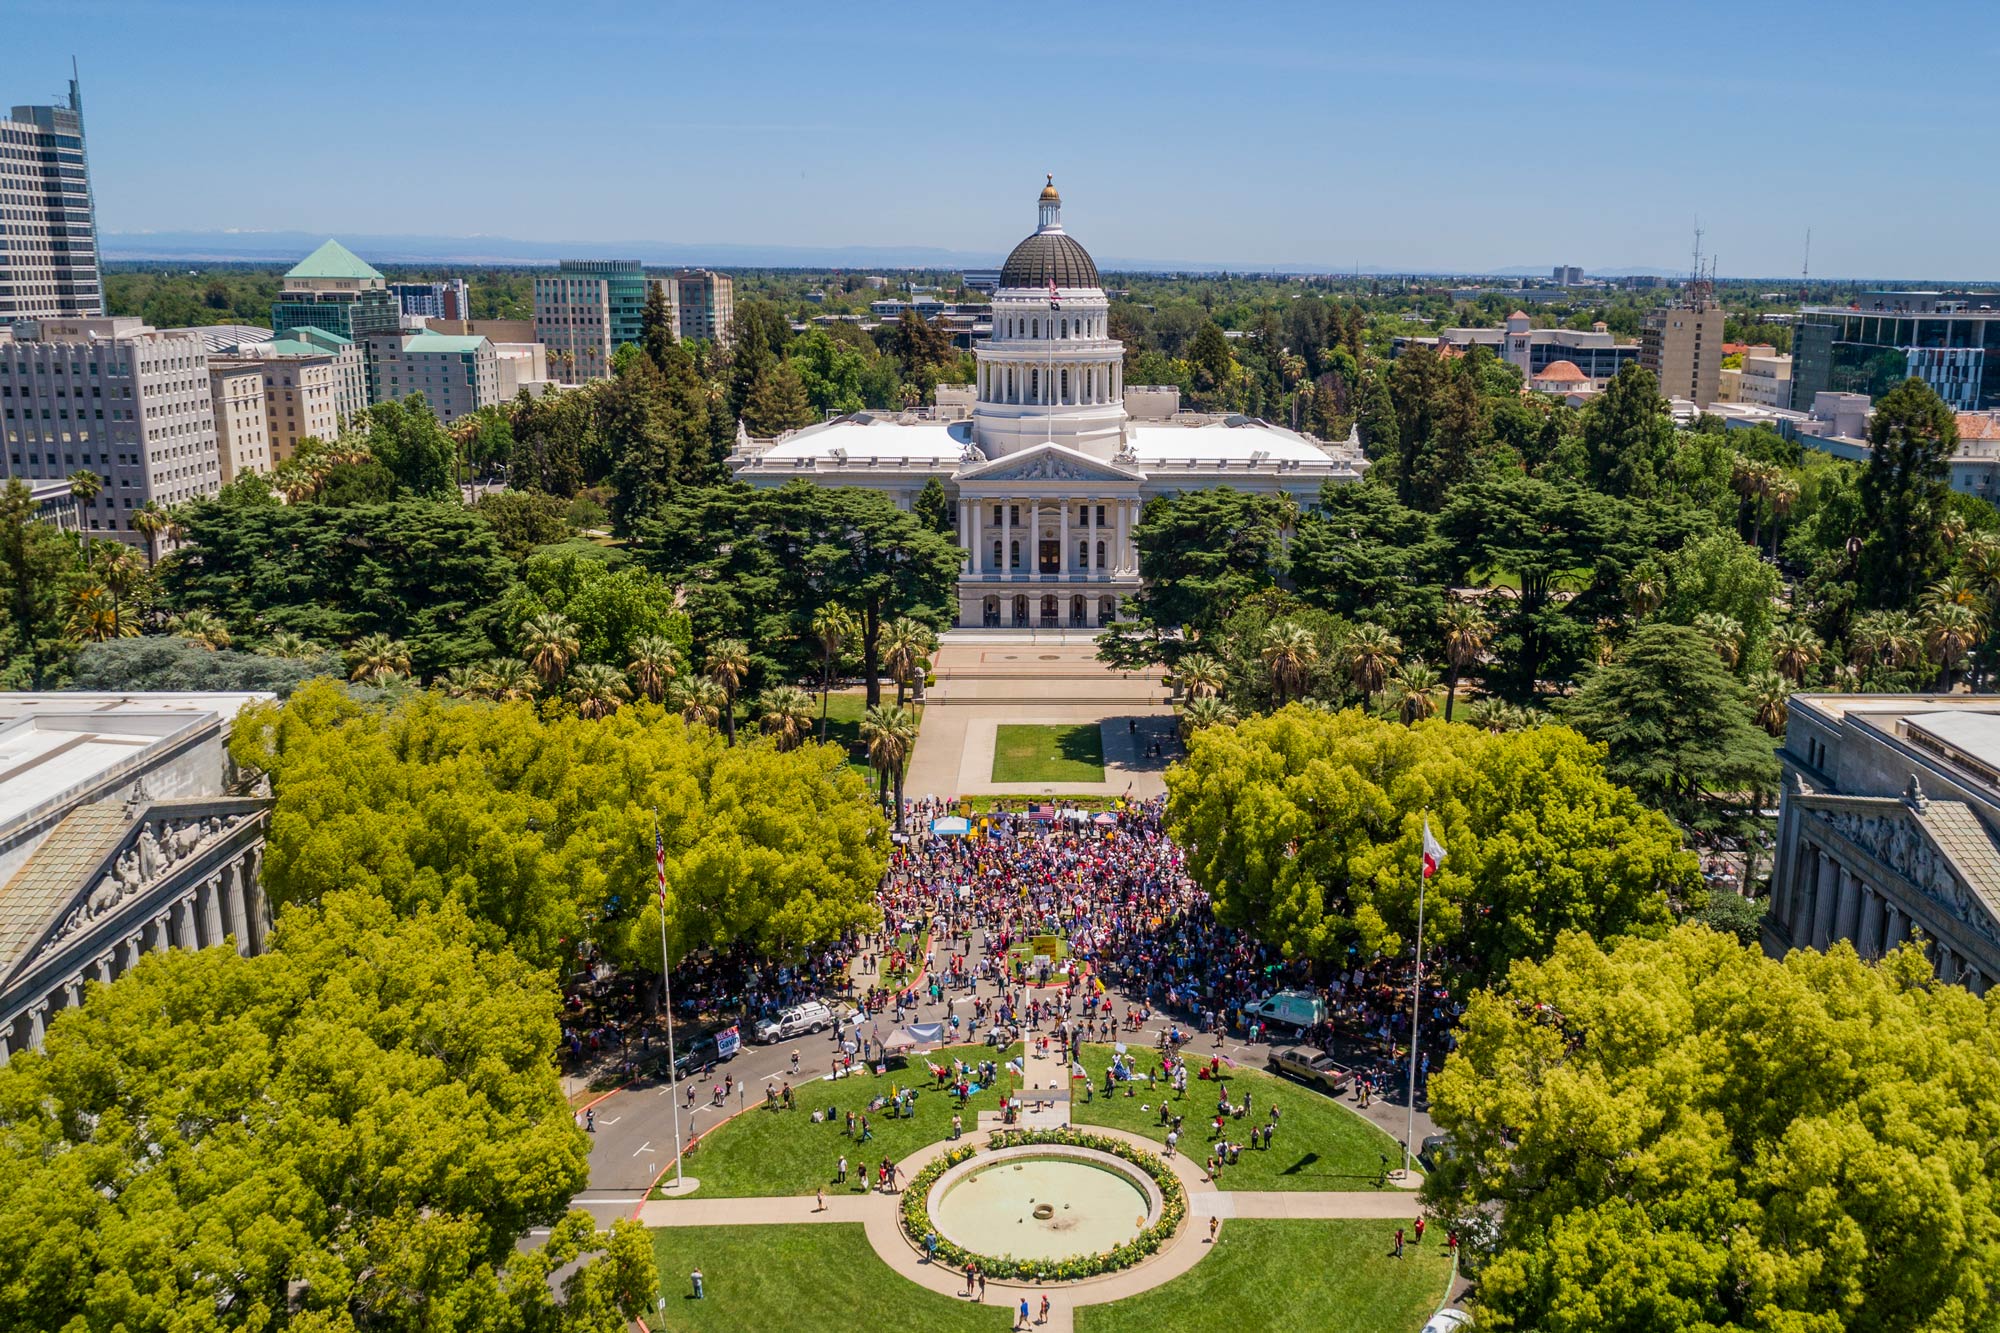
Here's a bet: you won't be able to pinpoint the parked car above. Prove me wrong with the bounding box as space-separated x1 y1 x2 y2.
1268 1045 1352 1094
754 1000 835 1044
671 1032 735 1079
1418 1132 1456 1172
1240 989 1325 1032
1420 1309 1472 1333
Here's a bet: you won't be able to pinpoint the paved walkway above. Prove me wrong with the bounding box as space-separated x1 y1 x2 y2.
637 1032 1428 1332
904 631 1176 799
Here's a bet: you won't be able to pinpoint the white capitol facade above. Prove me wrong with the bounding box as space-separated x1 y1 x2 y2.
727 179 1367 630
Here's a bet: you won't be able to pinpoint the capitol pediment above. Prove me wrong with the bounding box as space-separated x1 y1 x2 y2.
958 444 1142 486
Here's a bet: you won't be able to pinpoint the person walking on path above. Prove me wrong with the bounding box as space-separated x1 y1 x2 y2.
1016 1297 1031 1330
815 1186 825 1213
1039 1295 1050 1326
963 1261 975 1296
977 1270 987 1302
1207 1216 1219 1243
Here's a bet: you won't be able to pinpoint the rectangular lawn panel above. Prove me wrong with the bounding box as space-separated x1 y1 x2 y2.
1073 1219 1455 1333
991 723 1106 783
1068 1043 1402 1190
656 1042 1016 1198
649 1223 1012 1332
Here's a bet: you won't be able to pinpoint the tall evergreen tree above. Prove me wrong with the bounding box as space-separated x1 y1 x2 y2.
1859 376 1959 608
1579 363 1676 498
640 280 677 369
741 361 817 437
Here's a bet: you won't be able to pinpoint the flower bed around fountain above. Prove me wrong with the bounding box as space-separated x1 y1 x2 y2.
901 1128 1189 1282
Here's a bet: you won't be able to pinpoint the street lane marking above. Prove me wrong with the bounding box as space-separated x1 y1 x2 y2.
634 1141 654 1156
599 1116 621 1126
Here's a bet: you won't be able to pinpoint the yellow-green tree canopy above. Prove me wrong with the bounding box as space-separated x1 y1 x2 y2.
1165 707 1697 973
232 680 886 972
1428 927 2000 1333
0 890 657 1332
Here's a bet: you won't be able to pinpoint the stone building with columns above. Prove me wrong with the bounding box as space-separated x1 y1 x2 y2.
0 693 274 1061
1767 693 2000 994
727 179 1367 629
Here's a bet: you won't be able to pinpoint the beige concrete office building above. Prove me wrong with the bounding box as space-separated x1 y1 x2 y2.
372 331 501 424
0 317 219 547
218 330 366 464
1642 301 1725 407
673 268 735 344
207 361 269 482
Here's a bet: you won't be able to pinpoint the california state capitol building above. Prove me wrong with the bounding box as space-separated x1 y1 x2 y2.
727 178 1368 631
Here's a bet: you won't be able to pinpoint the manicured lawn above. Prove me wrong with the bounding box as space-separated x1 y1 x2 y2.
1069 1044 1402 1191
1073 1220 1455 1333
656 1042 1018 1198
649 1224 1011 1332
991 723 1106 783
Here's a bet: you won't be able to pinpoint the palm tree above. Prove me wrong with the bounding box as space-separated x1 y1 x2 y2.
1173 652 1228 702
1260 621 1321 707
259 630 319 659
520 612 580 689
1923 601 1983 691
130 502 167 568
347 632 411 685
1621 563 1665 619
880 617 934 707
671 675 728 729
757 685 816 751
811 604 858 742
1769 622 1823 685
479 658 539 701
1461 697 1508 733
169 609 231 651
1693 612 1745 669
1748 669 1790 736
1765 475 1800 559
67 469 102 552
567 663 632 719
1179 696 1238 740
1924 573 1985 615
1438 602 1495 722
705 637 751 744
858 704 920 828
1342 622 1401 710
436 664 483 698
625 634 680 704
1392 659 1442 725
66 583 131 642
1959 534 2000 609
90 543 144 632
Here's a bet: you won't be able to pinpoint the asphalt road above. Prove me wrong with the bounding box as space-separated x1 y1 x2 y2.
554 926 1439 1233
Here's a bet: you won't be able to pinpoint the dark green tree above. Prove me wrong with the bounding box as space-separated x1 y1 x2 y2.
1128 488 1285 642
361 395 457 498
1288 482 1449 646
1559 621 1779 835
0 478 84 688
1579 363 1677 498
913 477 953 535
741 360 818 437
640 280 677 368
1859 376 1959 607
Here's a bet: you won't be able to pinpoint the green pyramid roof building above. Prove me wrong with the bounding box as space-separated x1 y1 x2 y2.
284 239 383 282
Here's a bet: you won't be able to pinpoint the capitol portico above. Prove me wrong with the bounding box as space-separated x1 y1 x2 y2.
728 178 1367 629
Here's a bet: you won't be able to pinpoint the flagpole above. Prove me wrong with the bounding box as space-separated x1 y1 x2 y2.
1404 826 1428 1182
656 807 686 1192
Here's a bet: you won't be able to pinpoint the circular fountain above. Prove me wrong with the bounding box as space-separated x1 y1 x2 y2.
928 1147 1161 1263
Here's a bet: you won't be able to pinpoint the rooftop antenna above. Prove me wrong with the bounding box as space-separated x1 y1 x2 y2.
1688 221 1713 311
1802 226 1812 291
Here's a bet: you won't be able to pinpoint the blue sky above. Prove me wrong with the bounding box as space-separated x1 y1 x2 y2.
7 0 1995 276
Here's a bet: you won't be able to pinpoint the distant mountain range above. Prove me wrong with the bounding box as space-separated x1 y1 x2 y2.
100 228 1698 278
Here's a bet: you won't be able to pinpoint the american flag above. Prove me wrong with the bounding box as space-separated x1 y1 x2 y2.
655 821 668 909
1047 277 1061 311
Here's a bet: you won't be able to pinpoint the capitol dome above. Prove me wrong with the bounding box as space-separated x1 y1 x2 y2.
999 176 1101 290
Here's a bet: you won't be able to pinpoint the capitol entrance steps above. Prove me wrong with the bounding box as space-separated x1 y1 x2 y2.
929 630 1166 706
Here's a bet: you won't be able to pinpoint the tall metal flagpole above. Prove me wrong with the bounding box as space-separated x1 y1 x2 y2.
656 807 686 1192
1403 863 1425 1180
1404 817 1437 1181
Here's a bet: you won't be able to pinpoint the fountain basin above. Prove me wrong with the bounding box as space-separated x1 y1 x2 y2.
927 1146 1162 1263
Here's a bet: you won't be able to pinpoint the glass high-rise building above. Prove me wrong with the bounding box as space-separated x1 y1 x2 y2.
1791 293 2000 412
0 75 103 321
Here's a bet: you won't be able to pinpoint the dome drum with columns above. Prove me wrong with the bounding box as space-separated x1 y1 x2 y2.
728 179 1368 630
